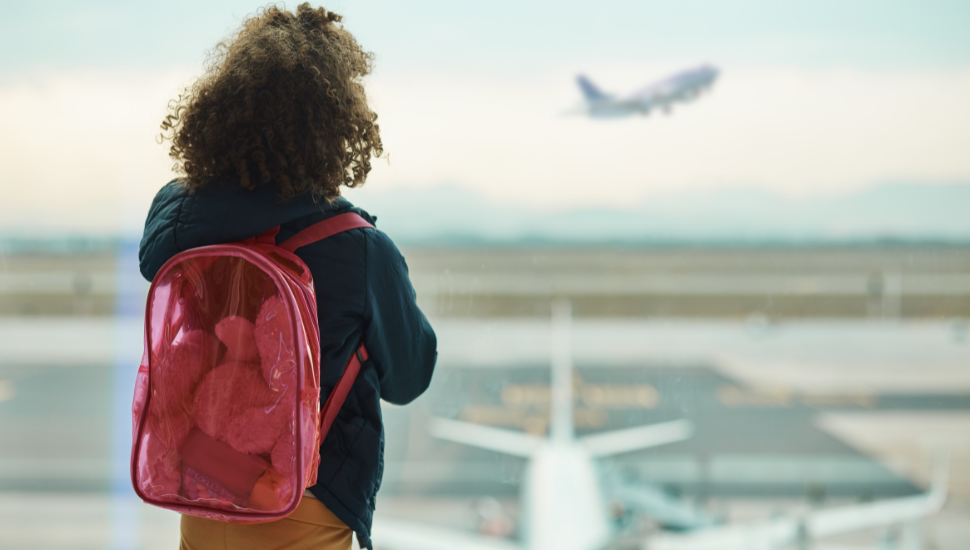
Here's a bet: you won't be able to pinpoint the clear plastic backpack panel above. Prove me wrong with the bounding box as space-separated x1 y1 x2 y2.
137 254 301 513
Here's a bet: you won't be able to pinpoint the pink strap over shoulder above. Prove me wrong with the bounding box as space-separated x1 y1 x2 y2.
279 213 373 253
276 213 373 436
319 345 368 437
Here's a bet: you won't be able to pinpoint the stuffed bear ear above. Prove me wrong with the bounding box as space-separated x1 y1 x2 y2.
215 316 260 363
254 296 295 387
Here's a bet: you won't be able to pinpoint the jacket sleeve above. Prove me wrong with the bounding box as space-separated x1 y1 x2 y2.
363 229 437 405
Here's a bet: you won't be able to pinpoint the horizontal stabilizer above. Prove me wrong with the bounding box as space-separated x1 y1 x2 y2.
428 417 543 458
373 517 523 550
582 419 694 457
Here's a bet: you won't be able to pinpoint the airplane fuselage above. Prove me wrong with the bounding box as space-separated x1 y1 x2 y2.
519 441 612 550
580 65 719 119
374 300 699 550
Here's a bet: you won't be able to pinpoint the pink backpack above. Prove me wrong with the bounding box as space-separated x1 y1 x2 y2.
131 213 372 522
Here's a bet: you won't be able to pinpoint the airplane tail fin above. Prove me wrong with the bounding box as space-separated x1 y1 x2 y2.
576 75 609 102
429 298 575 455
550 298 574 444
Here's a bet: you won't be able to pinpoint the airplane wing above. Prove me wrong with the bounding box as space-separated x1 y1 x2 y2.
808 480 946 537
646 493 942 550
627 82 670 103
625 67 718 108
646 459 947 550
428 417 543 458
373 517 523 550
581 419 694 457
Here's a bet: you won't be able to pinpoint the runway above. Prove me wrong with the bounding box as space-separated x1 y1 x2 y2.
2 318 968 497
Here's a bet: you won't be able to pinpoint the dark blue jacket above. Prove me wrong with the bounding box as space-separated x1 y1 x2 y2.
139 180 437 548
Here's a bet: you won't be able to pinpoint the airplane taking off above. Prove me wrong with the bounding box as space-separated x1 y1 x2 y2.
575 65 719 118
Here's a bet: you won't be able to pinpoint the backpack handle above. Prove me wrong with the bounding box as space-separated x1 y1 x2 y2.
280 213 373 253
243 226 280 246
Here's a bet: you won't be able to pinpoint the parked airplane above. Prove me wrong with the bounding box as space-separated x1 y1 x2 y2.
575 65 719 118
371 299 707 550
371 299 951 550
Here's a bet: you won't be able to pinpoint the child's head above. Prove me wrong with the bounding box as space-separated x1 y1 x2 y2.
161 3 382 200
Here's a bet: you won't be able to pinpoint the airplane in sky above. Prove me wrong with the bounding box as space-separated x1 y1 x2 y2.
574 65 719 118
371 298 709 550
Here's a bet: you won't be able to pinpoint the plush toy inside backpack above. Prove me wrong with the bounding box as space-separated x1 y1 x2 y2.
143 290 297 511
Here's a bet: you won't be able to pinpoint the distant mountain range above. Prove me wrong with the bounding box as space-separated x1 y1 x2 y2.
3 183 968 253
348 182 970 245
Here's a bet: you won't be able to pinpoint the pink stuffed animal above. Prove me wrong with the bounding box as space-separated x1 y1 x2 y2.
153 330 221 414
140 297 299 509
191 299 297 503
143 411 194 498
253 296 295 389
215 316 260 363
144 329 220 497
143 298 298 507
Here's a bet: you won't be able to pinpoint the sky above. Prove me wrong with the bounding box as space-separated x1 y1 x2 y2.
1 1 969 234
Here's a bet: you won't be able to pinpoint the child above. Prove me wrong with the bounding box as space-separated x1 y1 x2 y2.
139 5 437 549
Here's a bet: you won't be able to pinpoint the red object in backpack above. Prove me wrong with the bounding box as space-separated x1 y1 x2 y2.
131 213 373 522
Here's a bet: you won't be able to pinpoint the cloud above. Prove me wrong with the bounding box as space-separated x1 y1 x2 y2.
1 64 969 234
360 64 970 208
0 69 194 235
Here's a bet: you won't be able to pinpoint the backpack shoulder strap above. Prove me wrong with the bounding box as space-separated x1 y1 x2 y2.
279 212 373 253
319 345 368 437
281 213 372 436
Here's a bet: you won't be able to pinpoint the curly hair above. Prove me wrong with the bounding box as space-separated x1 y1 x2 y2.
160 3 382 200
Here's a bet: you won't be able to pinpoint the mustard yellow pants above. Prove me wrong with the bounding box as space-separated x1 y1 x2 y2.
180 497 352 550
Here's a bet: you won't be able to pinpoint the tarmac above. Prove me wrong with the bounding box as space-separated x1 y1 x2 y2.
2 243 969 548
